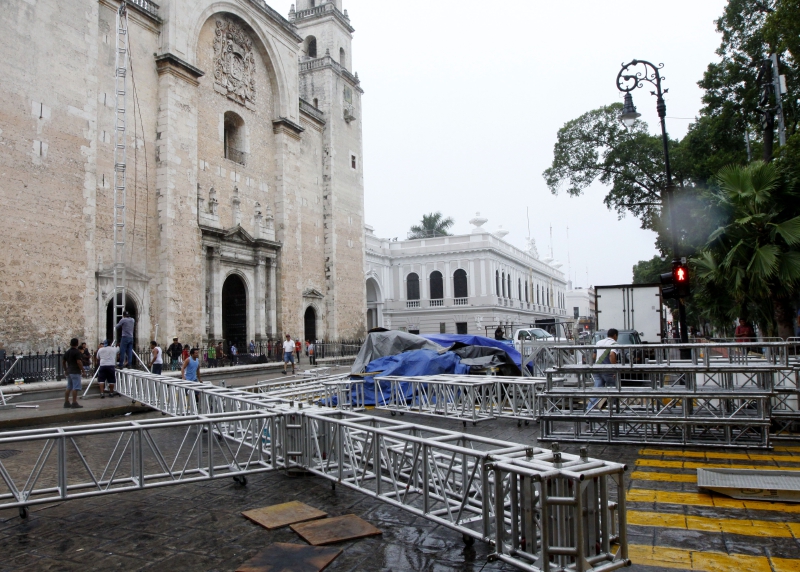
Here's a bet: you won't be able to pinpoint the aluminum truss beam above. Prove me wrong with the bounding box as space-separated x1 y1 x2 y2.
109 370 629 572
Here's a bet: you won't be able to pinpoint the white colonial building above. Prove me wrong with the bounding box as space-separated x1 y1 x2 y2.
365 214 568 336
566 285 597 336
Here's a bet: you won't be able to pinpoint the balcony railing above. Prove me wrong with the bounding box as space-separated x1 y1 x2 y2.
225 147 247 166
128 0 159 19
406 300 420 309
429 299 444 307
454 297 468 306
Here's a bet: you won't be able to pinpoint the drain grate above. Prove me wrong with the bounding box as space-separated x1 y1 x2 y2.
0 450 22 459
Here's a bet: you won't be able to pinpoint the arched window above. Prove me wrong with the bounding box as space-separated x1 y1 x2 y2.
430 271 444 300
223 111 246 165
453 269 468 298
501 272 506 297
407 273 420 300
339 47 346 67
525 281 529 303
306 36 317 58
496 271 500 296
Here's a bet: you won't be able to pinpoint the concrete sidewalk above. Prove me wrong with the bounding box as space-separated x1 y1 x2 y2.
0 395 151 430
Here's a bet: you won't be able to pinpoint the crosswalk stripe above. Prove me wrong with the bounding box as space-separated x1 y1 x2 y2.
639 447 800 464
636 458 800 471
775 446 800 453
627 488 800 513
631 470 696 483
628 544 798 572
628 510 800 538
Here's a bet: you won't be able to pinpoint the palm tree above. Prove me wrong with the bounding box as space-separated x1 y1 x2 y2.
694 161 800 338
408 212 455 239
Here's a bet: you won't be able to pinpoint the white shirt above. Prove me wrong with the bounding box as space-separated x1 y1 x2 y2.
152 346 163 364
283 340 295 353
595 337 619 364
96 346 119 367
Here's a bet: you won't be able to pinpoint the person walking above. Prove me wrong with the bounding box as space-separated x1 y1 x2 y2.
249 340 255 355
230 343 238 365
216 341 225 367
308 340 316 366
182 344 190 362
150 340 164 375
79 342 91 377
63 338 84 408
115 311 135 369
587 328 619 412
181 347 202 382
95 340 119 398
167 337 182 370
282 334 296 375
295 339 301 364
207 342 217 368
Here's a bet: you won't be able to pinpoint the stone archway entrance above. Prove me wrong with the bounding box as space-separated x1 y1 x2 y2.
366 277 383 330
106 294 138 343
304 306 317 343
222 274 247 349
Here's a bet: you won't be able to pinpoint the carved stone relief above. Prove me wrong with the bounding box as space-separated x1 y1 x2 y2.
213 19 257 109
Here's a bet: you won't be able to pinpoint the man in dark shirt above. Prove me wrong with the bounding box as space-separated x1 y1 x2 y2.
167 337 182 370
63 338 84 409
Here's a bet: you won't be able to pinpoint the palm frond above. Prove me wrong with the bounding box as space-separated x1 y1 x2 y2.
746 244 779 279
772 216 800 246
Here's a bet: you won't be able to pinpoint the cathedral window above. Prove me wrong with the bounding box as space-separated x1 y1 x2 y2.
223 111 246 166
339 48 346 67
453 269 468 299
430 271 444 300
407 273 420 301
351 155 357 169
313 98 319 108
306 36 317 59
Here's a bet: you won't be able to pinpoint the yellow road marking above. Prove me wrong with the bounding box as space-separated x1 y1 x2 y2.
627 488 800 513
631 470 697 483
628 544 800 572
776 446 800 453
628 510 800 538
639 448 800 463
636 458 800 471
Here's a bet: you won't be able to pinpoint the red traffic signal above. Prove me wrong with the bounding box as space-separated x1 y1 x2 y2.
674 265 688 283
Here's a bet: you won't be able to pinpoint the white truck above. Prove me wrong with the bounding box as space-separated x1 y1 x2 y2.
594 284 664 343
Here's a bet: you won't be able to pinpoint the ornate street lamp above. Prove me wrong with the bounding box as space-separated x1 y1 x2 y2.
616 59 689 345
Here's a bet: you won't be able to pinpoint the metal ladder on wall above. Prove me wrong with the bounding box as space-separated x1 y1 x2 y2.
112 2 129 339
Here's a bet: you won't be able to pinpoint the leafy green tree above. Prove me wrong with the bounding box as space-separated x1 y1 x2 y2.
632 256 671 284
408 212 455 239
694 161 800 338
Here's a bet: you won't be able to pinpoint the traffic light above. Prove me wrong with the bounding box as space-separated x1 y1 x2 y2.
673 263 690 297
660 262 690 299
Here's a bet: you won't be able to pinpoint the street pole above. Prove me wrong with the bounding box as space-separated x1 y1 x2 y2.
616 60 689 345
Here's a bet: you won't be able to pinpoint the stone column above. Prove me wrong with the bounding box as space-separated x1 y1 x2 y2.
254 254 266 341
210 248 222 340
268 259 278 337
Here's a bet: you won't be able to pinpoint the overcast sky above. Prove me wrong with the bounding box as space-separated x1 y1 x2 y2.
274 0 728 287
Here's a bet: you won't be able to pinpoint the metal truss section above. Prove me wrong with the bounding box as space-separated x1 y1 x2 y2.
242 374 365 411
375 375 551 426
490 447 628 572
0 411 279 513
375 375 499 426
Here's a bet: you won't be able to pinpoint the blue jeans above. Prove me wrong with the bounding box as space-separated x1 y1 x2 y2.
119 337 134 369
67 374 82 391
587 373 615 411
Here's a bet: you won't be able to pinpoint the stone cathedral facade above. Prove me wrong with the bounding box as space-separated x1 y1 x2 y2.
0 0 367 351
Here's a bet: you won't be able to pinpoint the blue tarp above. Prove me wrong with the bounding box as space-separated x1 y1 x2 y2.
362 349 470 406
422 334 522 368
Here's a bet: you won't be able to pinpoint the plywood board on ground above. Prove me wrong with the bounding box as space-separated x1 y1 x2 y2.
698 467 800 502
236 543 342 572
290 514 382 545
242 501 328 530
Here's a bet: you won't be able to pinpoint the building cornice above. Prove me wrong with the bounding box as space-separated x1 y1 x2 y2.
272 117 305 139
155 53 204 86
246 0 304 43
299 56 364 93
290 4 355 34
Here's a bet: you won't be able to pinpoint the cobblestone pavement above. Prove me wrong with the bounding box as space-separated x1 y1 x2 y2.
0 410 798 571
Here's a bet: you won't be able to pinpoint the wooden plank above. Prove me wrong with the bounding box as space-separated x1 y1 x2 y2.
290 514 382 546
242 501 327 530
236 543 342 572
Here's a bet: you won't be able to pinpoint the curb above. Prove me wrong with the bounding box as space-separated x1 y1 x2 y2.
0 403 154 430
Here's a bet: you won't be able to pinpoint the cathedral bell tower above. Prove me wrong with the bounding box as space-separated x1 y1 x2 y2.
290 1 366 338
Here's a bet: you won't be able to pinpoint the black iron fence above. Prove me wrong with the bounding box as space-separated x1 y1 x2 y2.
0 339 364 381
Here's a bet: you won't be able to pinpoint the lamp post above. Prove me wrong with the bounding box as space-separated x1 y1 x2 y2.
616 59 689 345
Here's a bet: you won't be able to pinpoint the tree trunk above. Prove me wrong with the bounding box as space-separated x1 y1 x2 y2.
772 294 795 340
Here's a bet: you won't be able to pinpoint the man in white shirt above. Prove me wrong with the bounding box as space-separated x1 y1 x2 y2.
282 334 296 375
587 328 619 411
95 340 120 398
150 341 164 375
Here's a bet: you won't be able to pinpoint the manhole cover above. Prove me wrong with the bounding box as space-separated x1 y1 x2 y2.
0 450 21 459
